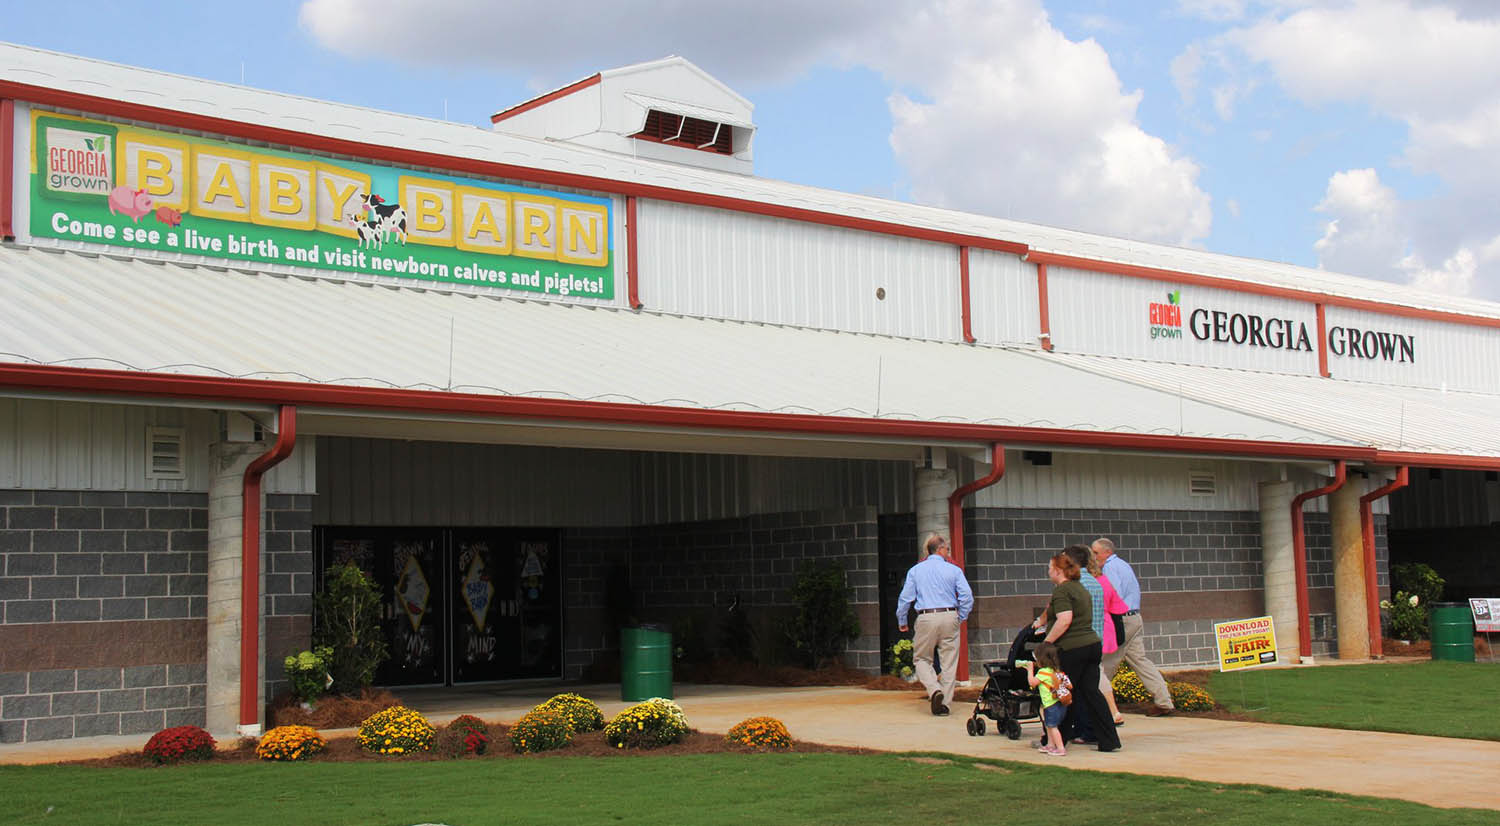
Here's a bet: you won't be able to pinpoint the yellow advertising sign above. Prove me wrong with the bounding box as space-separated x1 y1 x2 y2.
1214 615 1278 672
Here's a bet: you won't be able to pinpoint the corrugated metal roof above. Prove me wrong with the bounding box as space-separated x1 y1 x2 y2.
1042 350 1500 458
0 245 1352 449
6 41 1500 322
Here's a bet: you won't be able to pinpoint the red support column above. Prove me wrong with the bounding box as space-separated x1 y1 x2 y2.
1290 460 1346 659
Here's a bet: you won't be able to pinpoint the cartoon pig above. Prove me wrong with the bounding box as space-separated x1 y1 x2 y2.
154 206 182 227
108 186 153 222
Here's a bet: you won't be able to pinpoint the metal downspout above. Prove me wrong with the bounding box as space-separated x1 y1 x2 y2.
1290 460 1346 660
240 405 297 731
1360 467 1408 658
946 443 1006 679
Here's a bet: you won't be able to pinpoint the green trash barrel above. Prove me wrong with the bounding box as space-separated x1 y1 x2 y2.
620 624 673 701
1430 602 1476 663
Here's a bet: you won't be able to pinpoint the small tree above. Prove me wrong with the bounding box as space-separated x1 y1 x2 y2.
785 561 861 669
313 562 387 694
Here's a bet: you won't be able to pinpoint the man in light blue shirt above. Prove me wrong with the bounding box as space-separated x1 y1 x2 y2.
1094 537 1174 715
896 533 974 716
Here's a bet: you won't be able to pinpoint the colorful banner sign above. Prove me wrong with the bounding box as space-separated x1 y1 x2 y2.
27 111 614 298
1471 598 1500 633
1214 615 1279 672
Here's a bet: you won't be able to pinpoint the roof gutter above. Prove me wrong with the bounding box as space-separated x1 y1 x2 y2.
947 444 1006 678
1359 467 1408 659
239 405 296 733
1289 460 1346 660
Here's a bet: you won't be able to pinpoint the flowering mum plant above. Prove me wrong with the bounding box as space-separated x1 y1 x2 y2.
510 708 573 754
1168 682 1215 711
255 725 325 761
604 698 690 749
1382 591 1426 641
1111 664 1151 705
143 725 216 765
357 705 435 756
1112 665 1216 711
887 639 915 678
436 716 491 757
282 646 334 704
536 693 605 733
726 716 792 750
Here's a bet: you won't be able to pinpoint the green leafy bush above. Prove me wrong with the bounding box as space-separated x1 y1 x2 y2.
313 562 388 694
605 698 689 749
282 646 333 704
1386 563 1446 640
535 693 605 733
785 561 861 669
510 708 574 754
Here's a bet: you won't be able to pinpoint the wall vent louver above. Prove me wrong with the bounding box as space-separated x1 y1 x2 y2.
1188 470 1216 497
146 426 186 480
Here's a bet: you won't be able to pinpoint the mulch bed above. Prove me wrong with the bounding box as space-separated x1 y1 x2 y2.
66 727 871 769
268 688 405 729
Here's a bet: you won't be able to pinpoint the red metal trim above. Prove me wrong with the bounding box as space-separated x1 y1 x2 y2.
1373 451 1500 471
0 98 14 239
0 80 1028 259
1290 460 1346 659
490 74 601 124
1025 250 1500 332
1359 467 1408 658
0 363 1379 462
947 444 1005 677
959 246 975 344
1315 304 1329 377
1036 262 1054 351
240 405 296 729
626 195 641 310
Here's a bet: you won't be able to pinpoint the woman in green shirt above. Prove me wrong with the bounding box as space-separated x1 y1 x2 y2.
1037 550 1120 752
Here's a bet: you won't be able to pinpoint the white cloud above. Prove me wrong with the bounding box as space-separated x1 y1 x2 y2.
299 0 1213 247
1176 0 1250 22
846 0 1212 245
1190 0 1500 298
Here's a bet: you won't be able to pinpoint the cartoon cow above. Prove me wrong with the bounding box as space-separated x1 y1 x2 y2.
359 192 408 245
346 213 383 250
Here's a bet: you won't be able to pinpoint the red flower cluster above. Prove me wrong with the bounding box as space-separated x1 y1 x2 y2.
143 725 217 765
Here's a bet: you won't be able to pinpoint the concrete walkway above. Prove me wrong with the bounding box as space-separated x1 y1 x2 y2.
3 682 1497 812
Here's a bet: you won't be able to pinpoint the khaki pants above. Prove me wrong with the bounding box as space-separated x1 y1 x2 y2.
913 611 960 707
1101 612 1173 709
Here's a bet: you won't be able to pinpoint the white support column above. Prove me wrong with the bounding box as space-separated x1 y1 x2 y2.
205 438 265 738
915 454 956 559
1259 480 1300 665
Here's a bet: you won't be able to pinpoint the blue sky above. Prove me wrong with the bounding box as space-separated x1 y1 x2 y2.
8 1 1500 299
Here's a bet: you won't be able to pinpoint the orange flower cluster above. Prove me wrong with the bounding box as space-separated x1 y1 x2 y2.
255 725 326 762
725 716 792 750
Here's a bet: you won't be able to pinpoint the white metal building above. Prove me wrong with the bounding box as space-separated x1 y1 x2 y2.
2 44 1497 744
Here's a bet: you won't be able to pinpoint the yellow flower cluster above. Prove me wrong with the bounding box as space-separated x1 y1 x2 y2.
509 707 574 754
535 693 605 733
1168 681 1215 711
1111 665 1217 711
357 706 435 756
255 725 325 762
726 716 792 750
604 698 689 749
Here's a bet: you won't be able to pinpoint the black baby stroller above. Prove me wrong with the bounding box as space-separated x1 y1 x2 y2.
965 624 1043 739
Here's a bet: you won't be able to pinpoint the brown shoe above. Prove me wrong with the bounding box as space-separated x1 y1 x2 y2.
1146 706 1174 717
930 691 948 716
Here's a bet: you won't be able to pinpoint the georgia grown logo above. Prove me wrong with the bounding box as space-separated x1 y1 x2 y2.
1148 290 1183 339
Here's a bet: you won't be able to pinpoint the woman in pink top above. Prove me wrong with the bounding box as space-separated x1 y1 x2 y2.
1089 550 1131 725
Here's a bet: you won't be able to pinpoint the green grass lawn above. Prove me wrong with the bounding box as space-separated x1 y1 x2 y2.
1207 660 1500 739
3 752 1496 826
